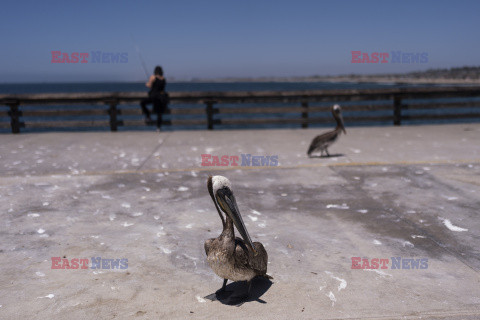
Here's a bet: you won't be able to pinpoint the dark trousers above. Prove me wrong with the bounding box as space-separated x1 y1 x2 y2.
140 97 165 128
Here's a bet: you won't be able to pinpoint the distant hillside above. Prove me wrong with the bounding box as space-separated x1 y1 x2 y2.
403 66 480 80
187 66 480 84
346 66 480 80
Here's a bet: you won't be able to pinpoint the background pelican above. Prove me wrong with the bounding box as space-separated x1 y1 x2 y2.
204 175 271 300
307 104 346 157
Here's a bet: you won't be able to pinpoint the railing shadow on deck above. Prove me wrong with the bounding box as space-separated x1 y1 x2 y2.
1 86 480 133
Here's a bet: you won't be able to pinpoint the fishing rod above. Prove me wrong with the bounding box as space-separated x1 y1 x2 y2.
130 34 150 80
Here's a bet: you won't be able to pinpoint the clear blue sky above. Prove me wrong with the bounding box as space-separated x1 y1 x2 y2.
1 0 479 82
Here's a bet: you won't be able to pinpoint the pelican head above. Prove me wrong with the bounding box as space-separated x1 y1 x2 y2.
207 175 256 254
332 104 346 134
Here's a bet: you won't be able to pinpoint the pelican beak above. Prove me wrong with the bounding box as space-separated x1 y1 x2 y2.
339 114 346 134
216 188 257 254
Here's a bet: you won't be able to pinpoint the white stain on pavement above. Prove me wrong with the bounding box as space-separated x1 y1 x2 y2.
326 291 336 306
439 217 468 232
364 269 392 278
325 271 347 291
326 204 349 210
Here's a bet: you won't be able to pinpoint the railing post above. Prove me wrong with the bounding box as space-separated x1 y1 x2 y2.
393 96 402 125
301 100 309 128
7 101 21 134
205 100 215 130
107 100 119 132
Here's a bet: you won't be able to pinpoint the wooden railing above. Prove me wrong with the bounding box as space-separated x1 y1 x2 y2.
1 86 480 133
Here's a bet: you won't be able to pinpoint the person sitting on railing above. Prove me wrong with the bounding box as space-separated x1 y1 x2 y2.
140 66 169 130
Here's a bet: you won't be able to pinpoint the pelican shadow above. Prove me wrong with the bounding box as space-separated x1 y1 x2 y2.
308 153 345 159
204 276 273 306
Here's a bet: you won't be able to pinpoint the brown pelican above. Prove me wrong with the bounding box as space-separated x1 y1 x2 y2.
307 104 346 157
204 175 270 299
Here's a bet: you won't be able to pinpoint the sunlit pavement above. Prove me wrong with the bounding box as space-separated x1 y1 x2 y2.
1 123 479 319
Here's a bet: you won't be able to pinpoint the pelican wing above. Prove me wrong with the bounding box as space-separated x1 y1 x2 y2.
234 237 268 275
251 242 268 274
204 238 215 256
307 129 339 154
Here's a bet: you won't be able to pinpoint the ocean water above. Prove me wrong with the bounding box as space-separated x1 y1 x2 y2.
0 81 479 132
0 80 434 95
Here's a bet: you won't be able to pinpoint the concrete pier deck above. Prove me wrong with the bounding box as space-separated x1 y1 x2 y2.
1 123 479 319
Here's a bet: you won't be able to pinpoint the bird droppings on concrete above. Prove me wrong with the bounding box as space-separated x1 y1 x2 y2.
364 269 393 278
325 271 347 292
160 247 172 254
326 204 349 209
439 217 468 232
411 235 426 239
403 241 415 248
326 291 336 307
444 196 458 201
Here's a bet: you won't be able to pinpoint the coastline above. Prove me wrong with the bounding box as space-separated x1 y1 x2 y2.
184 76 480 85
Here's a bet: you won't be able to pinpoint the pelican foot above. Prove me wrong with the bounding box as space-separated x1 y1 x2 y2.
214 279 233 298
220 279 228 292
